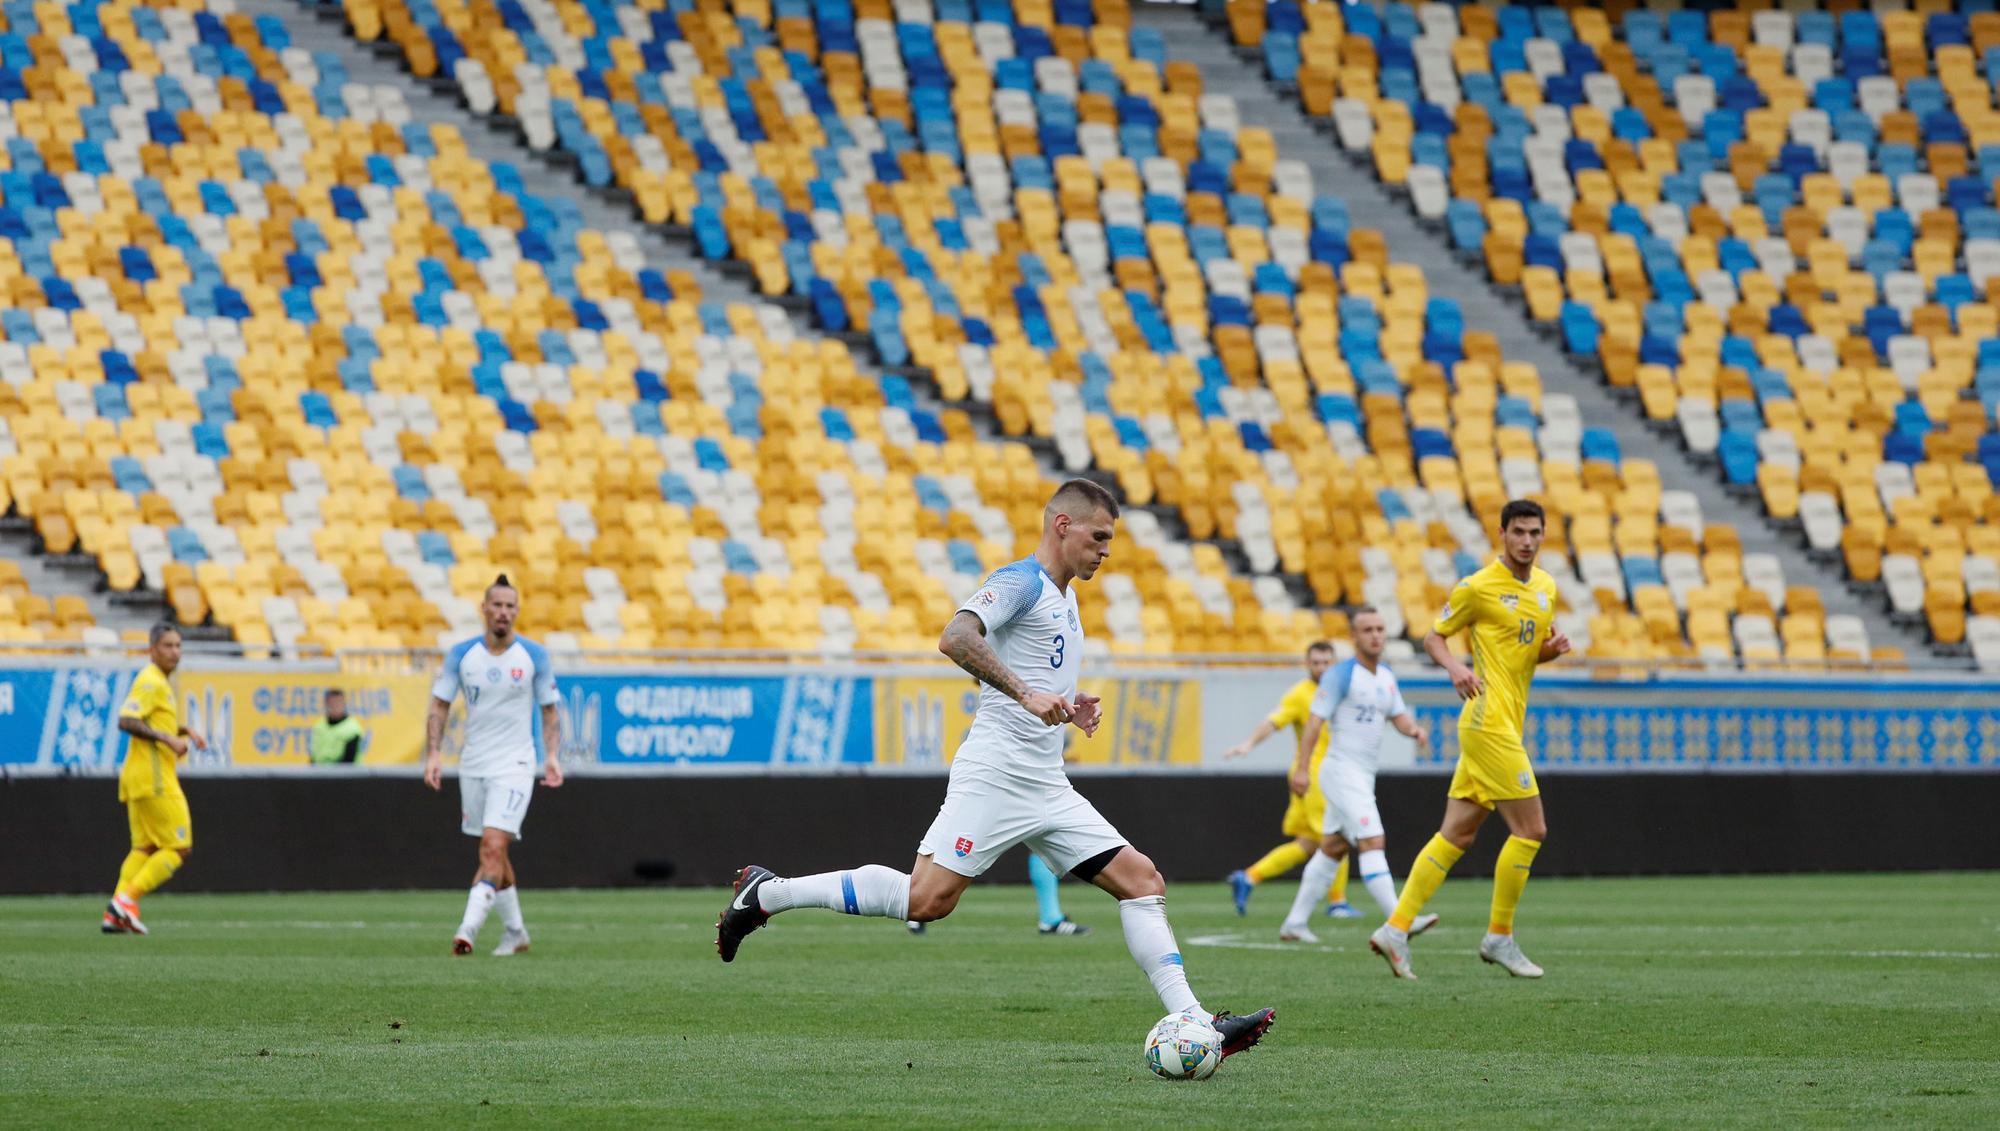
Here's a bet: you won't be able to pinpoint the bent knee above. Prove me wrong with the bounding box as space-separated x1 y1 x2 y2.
1517 824 1548 844
906 890 960 923
1441 828 1478 851
1121 852 1167 899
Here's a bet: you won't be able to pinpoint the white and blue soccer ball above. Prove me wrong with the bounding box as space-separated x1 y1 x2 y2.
1143 1008 1222 1080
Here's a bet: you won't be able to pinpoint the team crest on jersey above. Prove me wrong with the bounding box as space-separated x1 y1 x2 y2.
485 667 502 684
1067 608 1079 631
1538 592 1550 611
973 589 997 607
510 668 524 682
953 836 974 857
1499 594 1519 610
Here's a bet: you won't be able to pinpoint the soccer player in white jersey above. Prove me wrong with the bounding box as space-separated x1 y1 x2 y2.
717 480 1275 1059
1275 607 1439 945
424 575 563 956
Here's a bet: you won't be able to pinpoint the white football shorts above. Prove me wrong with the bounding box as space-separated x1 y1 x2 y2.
917 759 1127 878
1319 760 1385 844
461 772 535 839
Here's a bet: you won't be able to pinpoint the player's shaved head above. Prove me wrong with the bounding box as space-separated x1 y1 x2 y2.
1044 478 1120 527
1352 605 1388 663
1039 478 1119 587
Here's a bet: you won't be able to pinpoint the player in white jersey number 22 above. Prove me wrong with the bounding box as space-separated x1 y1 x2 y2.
717 479 1275 1060
1273 606 1440 945
424 574 563 957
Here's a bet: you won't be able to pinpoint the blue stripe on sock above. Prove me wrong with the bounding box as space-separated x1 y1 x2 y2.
840 872 858 915
1158 952 1183 968
1360 872 1389 882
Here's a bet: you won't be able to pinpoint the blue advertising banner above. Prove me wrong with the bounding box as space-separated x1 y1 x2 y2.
559 672 874 768
0 666 135 769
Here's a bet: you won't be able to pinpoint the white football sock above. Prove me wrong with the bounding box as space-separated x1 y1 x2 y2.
458 880 496 941
1120 895 1202 1016
494 886 525 932
1284 850 1344 928
758 865 911 920
1358 849 1399 919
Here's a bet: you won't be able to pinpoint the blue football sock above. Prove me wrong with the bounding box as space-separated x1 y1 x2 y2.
1030 854 1064 927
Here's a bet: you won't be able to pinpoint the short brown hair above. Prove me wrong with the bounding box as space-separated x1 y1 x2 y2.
1046 478 1120 522
1500 499 1545 530
1305 639 1334 657
148 621 181 646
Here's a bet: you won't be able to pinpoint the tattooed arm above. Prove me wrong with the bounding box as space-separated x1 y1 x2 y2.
938 611 1070 725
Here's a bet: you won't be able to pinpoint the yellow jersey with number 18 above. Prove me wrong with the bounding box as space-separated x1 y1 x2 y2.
1431 559 1560 739
117 662 182 802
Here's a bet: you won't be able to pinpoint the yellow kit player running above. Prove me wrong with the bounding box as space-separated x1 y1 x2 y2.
103 622 208 935
1369 500 1570 980
1223 641 1355 923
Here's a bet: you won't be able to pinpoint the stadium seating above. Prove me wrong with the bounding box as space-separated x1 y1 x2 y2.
0 0 1378 658
347 0 1918 664
1240 0 2000 663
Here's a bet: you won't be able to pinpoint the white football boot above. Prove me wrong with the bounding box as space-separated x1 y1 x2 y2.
1479 932 1544 978
492 928 531 956
1368 924 1417 980
1278 921 1319 944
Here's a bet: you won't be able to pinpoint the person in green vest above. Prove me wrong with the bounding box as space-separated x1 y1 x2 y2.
310 689 365 765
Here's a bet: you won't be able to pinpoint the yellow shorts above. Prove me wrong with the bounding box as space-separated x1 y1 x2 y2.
1280 757 1327 838
1449 730 1539 810
128 795 193 851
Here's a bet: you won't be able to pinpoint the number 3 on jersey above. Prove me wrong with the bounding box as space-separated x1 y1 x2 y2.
1050 634 1065 669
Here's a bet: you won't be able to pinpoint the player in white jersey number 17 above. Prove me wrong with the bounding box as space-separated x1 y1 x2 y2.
424 574 564 957
1274 606 1440 947
717 479 1275 1062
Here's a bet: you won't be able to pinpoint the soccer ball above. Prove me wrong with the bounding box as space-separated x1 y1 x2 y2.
1143 1008 1222 1080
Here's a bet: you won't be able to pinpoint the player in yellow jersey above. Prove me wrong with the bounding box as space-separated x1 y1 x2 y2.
1222 641 1356 926
1369 500 1569 980
103 622 207 935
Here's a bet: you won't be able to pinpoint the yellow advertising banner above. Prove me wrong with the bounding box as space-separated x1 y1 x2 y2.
873 675 1201 767
177 671 435 766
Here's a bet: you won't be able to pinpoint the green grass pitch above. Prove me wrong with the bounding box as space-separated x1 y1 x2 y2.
3 874 1997 1128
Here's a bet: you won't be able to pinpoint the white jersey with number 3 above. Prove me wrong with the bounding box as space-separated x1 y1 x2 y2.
1308 657 1408 773
951 558 1081 786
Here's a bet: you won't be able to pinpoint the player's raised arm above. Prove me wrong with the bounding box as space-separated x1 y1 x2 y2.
1537 627 1572 665
1223 718 1279 760
939 610 1070 725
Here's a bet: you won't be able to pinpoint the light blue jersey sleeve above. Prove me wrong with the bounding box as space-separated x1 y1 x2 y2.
1309 657 1356 721
521 638 559 706
432 637 477 703
957 559 1044 636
